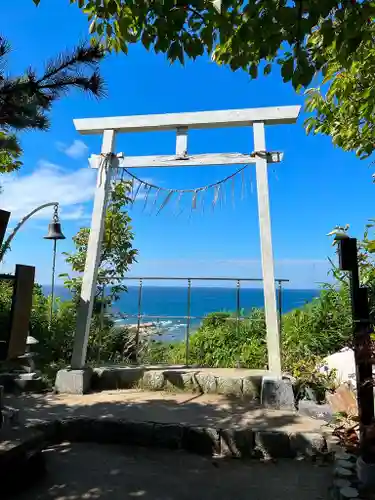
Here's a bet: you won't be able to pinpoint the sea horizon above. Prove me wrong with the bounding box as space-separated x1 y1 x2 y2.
46 285 320 342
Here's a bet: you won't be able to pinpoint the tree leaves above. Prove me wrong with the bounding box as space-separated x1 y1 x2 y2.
281 58 294 83
62 181 138 303
0 40 105 173
304 34 375 160
42 0 375 90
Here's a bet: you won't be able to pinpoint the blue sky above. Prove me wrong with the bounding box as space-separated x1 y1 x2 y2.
1 0 373 289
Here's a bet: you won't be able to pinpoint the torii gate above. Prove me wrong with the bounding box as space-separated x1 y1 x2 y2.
70 105 300 374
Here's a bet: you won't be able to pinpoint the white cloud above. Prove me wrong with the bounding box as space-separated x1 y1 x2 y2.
57 139 88 159
0 161 96 221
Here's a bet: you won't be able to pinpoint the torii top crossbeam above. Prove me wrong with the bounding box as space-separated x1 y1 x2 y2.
74 105 300 134
70 105 301 375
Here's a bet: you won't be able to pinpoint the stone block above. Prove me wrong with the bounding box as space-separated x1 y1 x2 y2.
142 371 165 391
242 376 262 400
92 368 121 390
337 459 355 470
220 428 255 458
339 487 359 499
164 370 193 391
260 376 295 409
91 418 123 444
153 423 183 449
333 479 352 490
31 419 60 444
290 432 326 457
117 368 144 389
119 420 155 446
334 466 353 478
55 368 92 394
14 373 45 393
255 431 294 459
91 419 155 446
181 426 220 455
59 417 95 442
216 376 243 396
193 373 217 394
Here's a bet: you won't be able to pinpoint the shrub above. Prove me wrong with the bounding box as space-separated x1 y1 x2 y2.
281 284 352 372
186 309 268 368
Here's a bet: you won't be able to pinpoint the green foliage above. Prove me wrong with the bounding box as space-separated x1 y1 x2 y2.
34 0 374 90
281 285 352 372
0 36 105 172
305 28 375 159
62 181 138 303
292 357 338 404
188 309 267 368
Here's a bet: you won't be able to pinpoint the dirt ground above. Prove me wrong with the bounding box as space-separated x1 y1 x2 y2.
14 442 331 500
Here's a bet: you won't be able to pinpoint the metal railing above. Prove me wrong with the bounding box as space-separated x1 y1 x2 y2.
103 276 288 366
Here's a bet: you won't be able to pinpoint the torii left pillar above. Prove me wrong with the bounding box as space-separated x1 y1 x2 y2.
55 130 116 394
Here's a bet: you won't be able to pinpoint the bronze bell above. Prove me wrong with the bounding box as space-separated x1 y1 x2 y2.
44 222 66 240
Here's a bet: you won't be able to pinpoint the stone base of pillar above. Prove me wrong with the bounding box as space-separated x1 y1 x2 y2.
260 375 295 410
55 368 93 394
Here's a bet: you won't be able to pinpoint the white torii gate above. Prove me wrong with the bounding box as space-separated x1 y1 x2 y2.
70 105 300 374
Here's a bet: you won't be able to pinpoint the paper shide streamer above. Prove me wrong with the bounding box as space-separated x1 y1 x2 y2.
112 164 256 216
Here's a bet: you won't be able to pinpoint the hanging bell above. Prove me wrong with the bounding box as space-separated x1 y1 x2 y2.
44 222 66 240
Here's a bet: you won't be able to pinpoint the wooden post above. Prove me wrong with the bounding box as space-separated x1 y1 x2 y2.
253 122 281 374
7 265 35 360
337 237 375 462
71 129 116 369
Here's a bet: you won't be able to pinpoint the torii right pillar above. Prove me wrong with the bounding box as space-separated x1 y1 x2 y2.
253 121 281 374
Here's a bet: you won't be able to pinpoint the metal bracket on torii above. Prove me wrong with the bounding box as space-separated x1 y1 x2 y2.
70 105 301 373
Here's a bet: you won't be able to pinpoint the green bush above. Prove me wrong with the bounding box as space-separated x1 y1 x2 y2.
182 309 267 368
281 284 352 372
144 284 352 382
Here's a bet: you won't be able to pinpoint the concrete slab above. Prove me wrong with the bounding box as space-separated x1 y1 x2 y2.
5 390 325 435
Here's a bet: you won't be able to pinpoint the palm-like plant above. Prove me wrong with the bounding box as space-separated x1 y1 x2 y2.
0 37 106 173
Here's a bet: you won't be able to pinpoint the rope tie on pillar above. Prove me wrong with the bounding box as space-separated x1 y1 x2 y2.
98 152 116 187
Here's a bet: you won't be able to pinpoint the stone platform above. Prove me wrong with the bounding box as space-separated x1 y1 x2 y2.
3 389 336 459
55 366 295 409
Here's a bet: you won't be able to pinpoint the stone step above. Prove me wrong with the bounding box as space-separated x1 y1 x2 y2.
28 416 328 460
56 366 295 409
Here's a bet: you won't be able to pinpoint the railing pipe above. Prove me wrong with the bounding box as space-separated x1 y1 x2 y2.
136 278 143 363
186 278 192 366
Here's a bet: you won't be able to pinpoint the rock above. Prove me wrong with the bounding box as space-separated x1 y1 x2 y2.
242 376 262 399
164 370 193 391
339 487 359 499
92 368 121 390
181 426 220 455
334 467 352 478
336 459 355 469
142 370 165 391
216 376 242 396
220 428 255 458
255 431 294 459
193 373 217 394
335 451 355 461
117 367 144 389
333 479 351 489
290 432 326 456
153 423 183 449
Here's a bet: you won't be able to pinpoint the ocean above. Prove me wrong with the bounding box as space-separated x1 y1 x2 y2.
50 285 319 342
